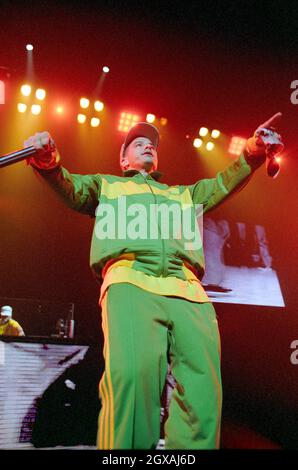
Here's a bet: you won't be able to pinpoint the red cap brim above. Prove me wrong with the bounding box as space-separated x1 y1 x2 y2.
123 122 159 150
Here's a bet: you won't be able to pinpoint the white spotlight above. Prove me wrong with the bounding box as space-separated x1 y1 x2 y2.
17 103 27 113
36 88 46 100
31 104 41 115
94 100 104 112
206 141 214 151
26 44 34 51
21 84 32 96
199 127 208 137
193 138 203 148
211 129 220 139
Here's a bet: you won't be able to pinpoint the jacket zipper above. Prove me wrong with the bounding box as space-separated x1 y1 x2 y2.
141 175 167 277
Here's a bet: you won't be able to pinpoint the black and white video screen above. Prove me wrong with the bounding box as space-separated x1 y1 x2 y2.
201 218 285 307
0 340 99 449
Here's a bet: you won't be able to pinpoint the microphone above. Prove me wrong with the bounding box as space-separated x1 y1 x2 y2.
266 154 280 179
0 146 37 168
254 127 284 179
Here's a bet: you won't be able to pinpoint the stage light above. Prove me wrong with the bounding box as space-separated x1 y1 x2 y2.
94 100 104 112
199 127 208 137
103 66 110 73
26 44 33 51
275 156 282 163
77 113 86 124
118 112 140 132
55 106 64 114
160 117 168 126
31 104 41 115
91 117 100 127
146 114 156 123
35 88 46 100
211 129 220 139
193 138 203 148
17 103 27 113
228 136 247 156
206 142 214 151
80 97 90 109
21 84 31 97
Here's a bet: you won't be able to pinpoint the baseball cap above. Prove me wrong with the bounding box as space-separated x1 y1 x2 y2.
1 305 12 317
123 122 159 151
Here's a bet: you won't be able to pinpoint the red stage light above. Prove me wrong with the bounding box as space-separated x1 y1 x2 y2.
118 112 140 132
55 106 64 114
228 136 247 156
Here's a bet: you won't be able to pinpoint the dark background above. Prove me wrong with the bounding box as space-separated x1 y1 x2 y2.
0 0 297 448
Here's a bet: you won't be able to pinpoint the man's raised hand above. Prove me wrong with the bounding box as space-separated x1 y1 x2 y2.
24 131 60 170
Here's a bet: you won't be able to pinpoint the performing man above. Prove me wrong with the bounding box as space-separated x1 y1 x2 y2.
24 112 283 449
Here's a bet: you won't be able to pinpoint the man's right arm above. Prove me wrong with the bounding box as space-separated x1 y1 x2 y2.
24 131 101 216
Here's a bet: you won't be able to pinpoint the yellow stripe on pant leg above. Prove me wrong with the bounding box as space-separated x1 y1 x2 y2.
98 306 109 449
98 373 108 448
102 307 112 450
100 291 115 449
99 301 110 449
98 298 110 448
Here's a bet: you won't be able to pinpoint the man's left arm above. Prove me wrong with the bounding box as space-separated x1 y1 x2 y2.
188 112 283 213
17 325 25 336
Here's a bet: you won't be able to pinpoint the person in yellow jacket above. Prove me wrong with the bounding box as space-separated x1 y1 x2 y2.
0 305 25 336
23 113 283 450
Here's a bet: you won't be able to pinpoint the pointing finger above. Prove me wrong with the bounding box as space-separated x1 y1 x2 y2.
257 112 282 130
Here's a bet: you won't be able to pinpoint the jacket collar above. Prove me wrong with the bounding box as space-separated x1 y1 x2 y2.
123 169 163 181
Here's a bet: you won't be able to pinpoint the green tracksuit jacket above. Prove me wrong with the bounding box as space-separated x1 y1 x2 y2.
37 153 253 303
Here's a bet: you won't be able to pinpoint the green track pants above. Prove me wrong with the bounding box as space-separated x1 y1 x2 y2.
97 283 222 450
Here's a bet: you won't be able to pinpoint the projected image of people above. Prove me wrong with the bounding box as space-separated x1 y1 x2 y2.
202 218 284 307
